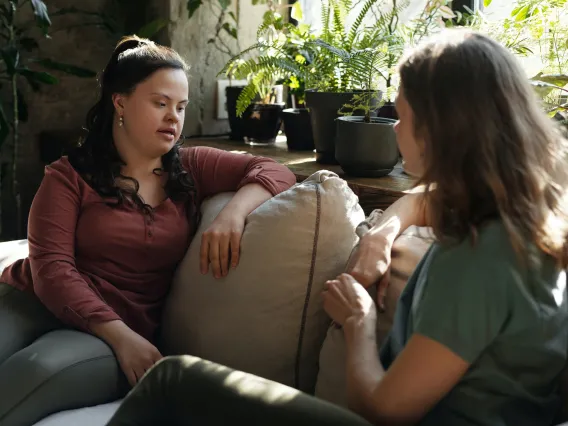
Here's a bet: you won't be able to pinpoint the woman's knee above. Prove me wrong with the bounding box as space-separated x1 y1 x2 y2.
0 283 60 364
0 329 128 426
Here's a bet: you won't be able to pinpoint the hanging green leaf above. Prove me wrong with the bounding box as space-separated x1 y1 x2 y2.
222 23 238 39
187 0 203 19
292 2 304 22
483 0 492 7
18 68 58 89
228 11 237 22
30 0 51 34
512 4 530 21
0 47 19 75
136 18 168 39
34 59 96 78
0 100 8 149
531 73 568 87
218 0 231 9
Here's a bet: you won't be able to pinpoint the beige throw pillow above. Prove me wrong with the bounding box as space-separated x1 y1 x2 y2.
161 171 365 394
315 212 434 407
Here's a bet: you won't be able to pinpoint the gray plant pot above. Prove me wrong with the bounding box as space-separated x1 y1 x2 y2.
335 116 398 177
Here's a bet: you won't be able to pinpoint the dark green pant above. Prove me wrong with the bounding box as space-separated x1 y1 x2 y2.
106 355 373 426
0 283 128 426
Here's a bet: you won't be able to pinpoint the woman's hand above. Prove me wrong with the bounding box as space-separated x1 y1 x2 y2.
346 232 392 310
113 329 163 387
200 212 245 279
323 273 377 327
91 320 163 387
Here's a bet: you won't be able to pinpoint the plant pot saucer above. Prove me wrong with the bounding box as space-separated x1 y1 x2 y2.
340 166 394 178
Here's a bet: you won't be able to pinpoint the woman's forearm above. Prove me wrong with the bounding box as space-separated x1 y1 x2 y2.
344 315 385 421
217 183 272 220
367 192 429 245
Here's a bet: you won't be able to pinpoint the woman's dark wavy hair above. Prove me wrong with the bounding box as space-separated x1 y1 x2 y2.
399 29 568 268
69 35 197 224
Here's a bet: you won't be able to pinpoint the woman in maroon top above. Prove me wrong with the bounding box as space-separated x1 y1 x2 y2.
0 36 295 425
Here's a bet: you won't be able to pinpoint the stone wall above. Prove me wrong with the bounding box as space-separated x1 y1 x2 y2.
167 0 268 137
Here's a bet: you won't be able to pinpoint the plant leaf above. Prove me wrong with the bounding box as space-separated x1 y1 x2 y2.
0 100 8 149
34 59 96 78
136 18 168 39
187 0 203 19
18 68 58 88
531 73 568 87
218 0 231 9
30 0 52 34
222 23 237 39
0 47 19 75
291 2 303 22
484 0 492 7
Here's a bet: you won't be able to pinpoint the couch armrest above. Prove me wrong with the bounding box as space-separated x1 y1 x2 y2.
0 239 28 275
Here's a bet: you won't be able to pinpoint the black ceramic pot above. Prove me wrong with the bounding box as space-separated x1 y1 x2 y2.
377 101 398 120
335 116 398 177
226 86 254 141
282 108 314 151
305 89 381 164
244 102 286 145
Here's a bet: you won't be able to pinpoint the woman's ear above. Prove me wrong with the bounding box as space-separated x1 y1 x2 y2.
112 93 125 116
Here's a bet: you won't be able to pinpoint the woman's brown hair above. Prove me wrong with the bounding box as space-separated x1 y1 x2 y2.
399 29 568 267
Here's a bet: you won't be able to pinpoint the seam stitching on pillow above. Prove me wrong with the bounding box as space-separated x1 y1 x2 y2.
294 183 321 390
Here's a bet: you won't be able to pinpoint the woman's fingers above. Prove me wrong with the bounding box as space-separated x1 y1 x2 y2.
219 233 230 277
200 234 210 275
230 231 241 269
126 369 137 387
377 269 390 312
208 236 222 279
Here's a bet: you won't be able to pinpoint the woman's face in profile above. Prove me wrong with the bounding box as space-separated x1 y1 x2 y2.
393 89 425 178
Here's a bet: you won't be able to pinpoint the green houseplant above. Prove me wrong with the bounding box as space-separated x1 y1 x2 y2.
0 0 96 238
319 0 455 174
218 1 315 149
219 1 307 145
464 0 568 124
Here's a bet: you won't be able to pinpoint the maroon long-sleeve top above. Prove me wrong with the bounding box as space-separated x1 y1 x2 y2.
1 146 296 342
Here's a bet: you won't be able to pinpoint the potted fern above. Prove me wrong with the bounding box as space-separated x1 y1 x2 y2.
219 1 315 148
334 48 398 177
302 0 384 164
329 0 455 175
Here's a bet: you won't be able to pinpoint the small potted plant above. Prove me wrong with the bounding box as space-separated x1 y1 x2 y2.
334 48 398 177
219 1 315 148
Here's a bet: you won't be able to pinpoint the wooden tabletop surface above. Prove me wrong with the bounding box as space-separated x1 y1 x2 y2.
183 136 418 212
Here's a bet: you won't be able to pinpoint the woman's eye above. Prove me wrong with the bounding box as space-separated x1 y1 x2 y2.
177 107 185 112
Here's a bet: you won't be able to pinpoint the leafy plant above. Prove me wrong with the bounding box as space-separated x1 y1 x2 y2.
0 0 96 237
218 1 309 116
499 0 568 120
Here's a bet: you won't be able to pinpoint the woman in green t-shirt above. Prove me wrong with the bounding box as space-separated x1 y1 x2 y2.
105 29 568 426
334 28 568 425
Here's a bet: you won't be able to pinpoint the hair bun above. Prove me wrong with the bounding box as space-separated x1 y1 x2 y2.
113 36 152 59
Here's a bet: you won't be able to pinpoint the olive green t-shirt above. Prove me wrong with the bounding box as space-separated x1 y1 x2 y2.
380 221 568 426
